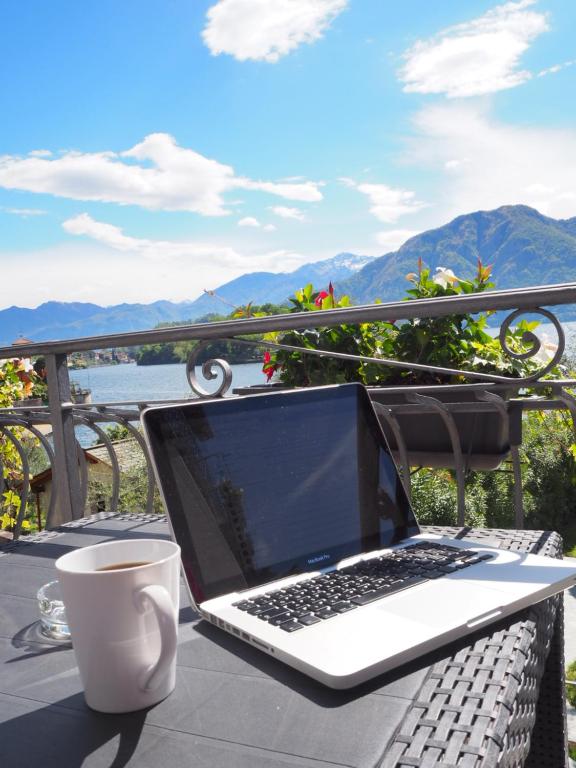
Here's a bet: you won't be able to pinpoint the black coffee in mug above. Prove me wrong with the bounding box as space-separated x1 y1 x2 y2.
96 561 152 571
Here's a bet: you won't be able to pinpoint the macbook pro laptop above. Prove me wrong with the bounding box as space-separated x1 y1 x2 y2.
142 383 576 689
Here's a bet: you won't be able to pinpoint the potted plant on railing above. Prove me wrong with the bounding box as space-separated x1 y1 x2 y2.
256 260 560 470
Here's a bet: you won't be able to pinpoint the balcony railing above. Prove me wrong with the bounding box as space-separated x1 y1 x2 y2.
2 282 576 539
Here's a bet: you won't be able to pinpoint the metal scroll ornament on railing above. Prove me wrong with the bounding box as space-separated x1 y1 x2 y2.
186 341 233 398
498 307 565 382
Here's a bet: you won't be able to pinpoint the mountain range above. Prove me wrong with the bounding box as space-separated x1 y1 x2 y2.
2 205 576 347
0 253 373 346
181 252 374 318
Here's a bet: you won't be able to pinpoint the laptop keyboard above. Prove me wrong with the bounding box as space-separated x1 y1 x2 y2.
232 542 493 633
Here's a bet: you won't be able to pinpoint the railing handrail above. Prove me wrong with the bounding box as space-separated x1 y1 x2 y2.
2 281 576 358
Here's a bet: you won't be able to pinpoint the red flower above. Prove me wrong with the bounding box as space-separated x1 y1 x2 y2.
262 351 278 382
315 291 329 307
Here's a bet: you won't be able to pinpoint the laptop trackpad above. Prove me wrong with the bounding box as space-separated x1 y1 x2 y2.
378 579 504 630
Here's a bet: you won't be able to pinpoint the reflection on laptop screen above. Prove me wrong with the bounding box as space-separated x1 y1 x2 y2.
144 384 419 602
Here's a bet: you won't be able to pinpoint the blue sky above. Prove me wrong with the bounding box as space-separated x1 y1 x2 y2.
0 0 574 309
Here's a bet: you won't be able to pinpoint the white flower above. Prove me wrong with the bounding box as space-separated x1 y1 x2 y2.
433 266 458 289
532 333 557 365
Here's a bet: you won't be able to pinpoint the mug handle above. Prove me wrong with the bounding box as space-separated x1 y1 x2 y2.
134 584 178 692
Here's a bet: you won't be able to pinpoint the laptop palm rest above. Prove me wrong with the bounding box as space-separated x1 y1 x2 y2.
373 578 502 631
277 579 508 685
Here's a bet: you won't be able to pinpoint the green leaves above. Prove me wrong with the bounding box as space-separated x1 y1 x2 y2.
0 359 45 532
263 262 553 388
231 302 268 319
0 490 30 533
477 258 493 285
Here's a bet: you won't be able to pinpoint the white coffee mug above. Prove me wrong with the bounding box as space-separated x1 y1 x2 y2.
56 538 181 713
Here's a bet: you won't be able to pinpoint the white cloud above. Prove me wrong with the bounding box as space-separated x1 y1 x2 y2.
0 133 323 216
375 229 420 252
406 102 576 220
203 0 348 62
29 149 52 158
54 213 310 306
537 59 575 77
263 223 277 231
63 213 249 265
341 178 427 223
0 207 46 217
248 248 308 271
241 178 322 201
444 159 469 171
0 242 243 308
269 205 305 220
399 0 548 98
524 183 554 196
238 216 261 227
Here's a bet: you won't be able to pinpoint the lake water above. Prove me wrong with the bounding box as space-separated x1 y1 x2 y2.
71 361 265 405
71 361 265 447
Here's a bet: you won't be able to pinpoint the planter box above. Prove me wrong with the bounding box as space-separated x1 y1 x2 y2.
71 389 91 404
232 383 288 396
16 397 44 408
369 387 515 470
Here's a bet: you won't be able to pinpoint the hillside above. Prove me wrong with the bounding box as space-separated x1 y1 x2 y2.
340 205 576 304
0 299 198 348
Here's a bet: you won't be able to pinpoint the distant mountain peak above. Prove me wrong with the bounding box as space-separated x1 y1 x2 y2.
330 252 373 271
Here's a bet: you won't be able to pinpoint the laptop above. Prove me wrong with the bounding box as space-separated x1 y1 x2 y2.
142 383 576 689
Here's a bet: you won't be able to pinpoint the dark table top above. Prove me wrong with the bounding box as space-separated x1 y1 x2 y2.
0 514 567 768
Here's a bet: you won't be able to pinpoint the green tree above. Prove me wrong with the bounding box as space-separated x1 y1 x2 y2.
410 409 576 550
102 423 131 443
411 468 488 528
135 303 289 367
136 343 180 365
86 463 164 515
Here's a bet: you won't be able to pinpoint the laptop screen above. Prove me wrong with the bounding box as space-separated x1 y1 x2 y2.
143 383 419 603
